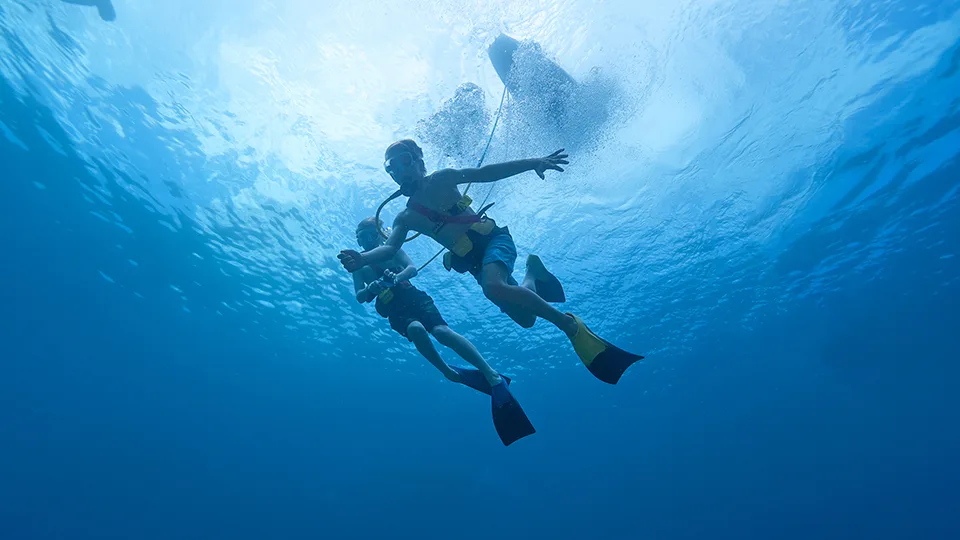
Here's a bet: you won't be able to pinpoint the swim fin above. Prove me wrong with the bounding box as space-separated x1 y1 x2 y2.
527 255 566 303
566 313 644 385
491 381 536 446
451 366 512 396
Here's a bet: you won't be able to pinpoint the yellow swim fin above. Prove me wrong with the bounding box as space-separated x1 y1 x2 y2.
567 313 644 384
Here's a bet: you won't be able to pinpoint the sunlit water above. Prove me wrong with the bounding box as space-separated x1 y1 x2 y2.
2 1 959 539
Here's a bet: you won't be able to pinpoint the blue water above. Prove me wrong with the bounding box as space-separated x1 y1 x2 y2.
2 1 959 539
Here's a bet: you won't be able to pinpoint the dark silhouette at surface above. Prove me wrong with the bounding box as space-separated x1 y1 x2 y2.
61 0 116 22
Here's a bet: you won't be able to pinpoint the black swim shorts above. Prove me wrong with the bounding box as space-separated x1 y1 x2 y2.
380 287 448 340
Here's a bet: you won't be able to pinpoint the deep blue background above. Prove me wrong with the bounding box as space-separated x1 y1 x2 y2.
2 5 960 540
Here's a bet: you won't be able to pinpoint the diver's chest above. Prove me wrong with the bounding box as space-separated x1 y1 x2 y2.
405 208 470 241
420 188 464 210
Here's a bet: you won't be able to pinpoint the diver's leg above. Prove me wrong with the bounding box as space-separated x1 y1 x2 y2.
476 232 539 329
431 325 502 386
405 321 460 381
481 264 536 328
481 262 577 337
520 272 537 292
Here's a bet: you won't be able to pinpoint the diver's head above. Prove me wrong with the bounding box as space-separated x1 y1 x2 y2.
356 217 385 251
384 139 426 196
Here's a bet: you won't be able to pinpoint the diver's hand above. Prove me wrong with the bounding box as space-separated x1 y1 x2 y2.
366 280 387 298
383 269 398 284
338 249 364 272
533 149 569 179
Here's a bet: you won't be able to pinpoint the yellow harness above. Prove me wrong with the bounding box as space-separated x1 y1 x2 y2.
377 287 395 304
436 194 498 271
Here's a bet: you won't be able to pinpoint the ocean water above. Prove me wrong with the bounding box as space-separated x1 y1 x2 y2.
2 1 959 539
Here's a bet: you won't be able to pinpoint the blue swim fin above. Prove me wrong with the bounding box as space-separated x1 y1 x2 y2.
451 366 512 396
491 382 536 446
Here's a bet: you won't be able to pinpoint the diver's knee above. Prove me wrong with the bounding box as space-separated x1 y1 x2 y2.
506 308 536 329
482 281 509 303
431 325 455 341
516 316 536 329
406 321 428 339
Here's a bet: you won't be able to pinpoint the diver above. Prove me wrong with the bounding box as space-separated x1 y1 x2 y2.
338 140 643 387
61 0 116 22
349 217 535 445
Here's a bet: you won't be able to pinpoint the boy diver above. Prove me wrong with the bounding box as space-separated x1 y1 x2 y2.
338 140 643 386
350 217 535 446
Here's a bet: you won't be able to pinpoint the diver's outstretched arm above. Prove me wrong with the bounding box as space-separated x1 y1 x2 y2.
450 149 569 185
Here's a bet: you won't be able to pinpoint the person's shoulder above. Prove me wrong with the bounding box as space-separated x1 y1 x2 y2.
429 168 466 184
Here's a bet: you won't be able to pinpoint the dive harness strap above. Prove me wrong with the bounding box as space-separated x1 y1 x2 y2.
438 204 498 273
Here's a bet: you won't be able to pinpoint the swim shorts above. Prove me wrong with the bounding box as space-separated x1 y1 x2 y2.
381 287 448 340
472 228 519 286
